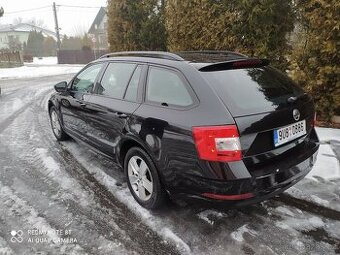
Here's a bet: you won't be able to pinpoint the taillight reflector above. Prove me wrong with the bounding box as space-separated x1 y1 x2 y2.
192 125 242 162
202 192 254 200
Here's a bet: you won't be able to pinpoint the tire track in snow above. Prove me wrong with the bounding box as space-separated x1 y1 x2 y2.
0 79 180 254
0 182 86 255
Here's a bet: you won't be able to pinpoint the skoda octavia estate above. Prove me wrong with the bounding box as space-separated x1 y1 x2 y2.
48 51 319 209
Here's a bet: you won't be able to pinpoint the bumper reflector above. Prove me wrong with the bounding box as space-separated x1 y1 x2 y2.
202 192 254 200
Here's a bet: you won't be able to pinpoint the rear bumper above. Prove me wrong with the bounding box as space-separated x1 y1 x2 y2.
170 142 319 206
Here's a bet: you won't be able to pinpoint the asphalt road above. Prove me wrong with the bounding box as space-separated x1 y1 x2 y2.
0 75 339 255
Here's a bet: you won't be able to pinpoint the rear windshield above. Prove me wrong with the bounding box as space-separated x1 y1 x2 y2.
201 67 305 116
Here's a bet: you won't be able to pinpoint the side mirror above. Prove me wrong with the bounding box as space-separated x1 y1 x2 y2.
54 81 68 92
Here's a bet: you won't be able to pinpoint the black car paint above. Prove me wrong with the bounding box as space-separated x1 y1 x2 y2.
48 56 319 204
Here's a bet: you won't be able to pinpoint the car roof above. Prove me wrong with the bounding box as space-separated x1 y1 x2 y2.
92 51 249 70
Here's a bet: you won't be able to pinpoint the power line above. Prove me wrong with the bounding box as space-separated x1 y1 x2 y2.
5 6 50 14
4 4 102 15
57 5 102 9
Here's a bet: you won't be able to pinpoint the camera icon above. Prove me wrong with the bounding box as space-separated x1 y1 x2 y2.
10 230 24 243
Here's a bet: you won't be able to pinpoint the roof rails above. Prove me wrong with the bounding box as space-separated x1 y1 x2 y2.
176 51 248 63
99 50 248 63
99 51 184 61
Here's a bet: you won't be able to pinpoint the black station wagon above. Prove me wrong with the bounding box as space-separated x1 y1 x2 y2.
48 51 319 209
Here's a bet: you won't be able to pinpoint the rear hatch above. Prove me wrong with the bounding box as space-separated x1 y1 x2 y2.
199 60 316 172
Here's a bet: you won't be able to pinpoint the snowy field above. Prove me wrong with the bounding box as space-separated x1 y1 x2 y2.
0 68 339 254
30 57 59 65
0 57 83 80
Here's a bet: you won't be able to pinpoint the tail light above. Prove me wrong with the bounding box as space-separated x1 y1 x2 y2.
192 125 242 162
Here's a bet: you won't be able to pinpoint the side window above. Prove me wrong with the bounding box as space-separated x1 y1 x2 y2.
146 67 193 107
72 64 103 93
98 63 136 99
124 65 142 101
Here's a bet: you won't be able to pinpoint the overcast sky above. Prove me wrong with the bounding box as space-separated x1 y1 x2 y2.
0 0 107 36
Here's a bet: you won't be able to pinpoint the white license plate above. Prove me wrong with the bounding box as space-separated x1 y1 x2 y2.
274 120 306 147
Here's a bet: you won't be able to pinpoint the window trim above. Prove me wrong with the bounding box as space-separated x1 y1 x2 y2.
68 62 105 94
143 65 198 110
123 65 144 102
92 61 146 103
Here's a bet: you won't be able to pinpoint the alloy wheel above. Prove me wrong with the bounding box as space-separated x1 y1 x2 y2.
51 110 61 137
127 156 154 201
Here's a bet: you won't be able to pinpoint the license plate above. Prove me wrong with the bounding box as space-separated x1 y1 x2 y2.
274 120 306 147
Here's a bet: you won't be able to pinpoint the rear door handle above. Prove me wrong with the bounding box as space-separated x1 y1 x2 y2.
117 112 128 119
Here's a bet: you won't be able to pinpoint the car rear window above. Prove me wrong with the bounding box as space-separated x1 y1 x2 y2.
201 67 305 116
146 67 193 107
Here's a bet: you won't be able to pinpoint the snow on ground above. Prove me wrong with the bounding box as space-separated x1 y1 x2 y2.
0 65 83 80
63 141 192 255
230 224 258 242
30 57 58 65
316 127 340 143
306 127 340 181
0 57 83 80
286 127 340 212
307 143 340 180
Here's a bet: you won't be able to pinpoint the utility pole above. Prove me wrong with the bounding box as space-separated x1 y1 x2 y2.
52 2 61 51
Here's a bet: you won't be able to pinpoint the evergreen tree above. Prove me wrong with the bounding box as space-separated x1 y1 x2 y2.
82 34 93 50
165 1 239 51
165 0 294 70
60 34 94 50
61 35 83 50
290 0 340 121
107 0 166 51
233 0 295 71
25 30 44 57
0 7 4 17
43 37 57 56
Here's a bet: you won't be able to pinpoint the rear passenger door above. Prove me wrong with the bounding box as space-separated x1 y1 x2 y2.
132 65 197 165
84 62 145 156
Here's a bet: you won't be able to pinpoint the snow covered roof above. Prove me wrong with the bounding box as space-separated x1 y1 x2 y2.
0 23 56 38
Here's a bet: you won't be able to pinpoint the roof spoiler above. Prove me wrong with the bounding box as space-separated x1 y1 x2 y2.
199 58 270 72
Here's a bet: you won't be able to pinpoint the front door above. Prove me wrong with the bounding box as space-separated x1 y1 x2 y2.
60 63 104 142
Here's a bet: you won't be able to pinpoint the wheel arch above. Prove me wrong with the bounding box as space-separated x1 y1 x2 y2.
118 136 167 188
118 137 149 167
48 100 54 113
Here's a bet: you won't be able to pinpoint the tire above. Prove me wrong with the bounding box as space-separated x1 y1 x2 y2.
124 147 166 209
49 106 69 141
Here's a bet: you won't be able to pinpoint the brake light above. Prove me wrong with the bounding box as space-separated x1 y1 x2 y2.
232 59 263 68
192 125 242 162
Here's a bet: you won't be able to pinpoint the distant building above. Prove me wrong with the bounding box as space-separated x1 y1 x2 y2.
88 7 109 50
0 23 56 50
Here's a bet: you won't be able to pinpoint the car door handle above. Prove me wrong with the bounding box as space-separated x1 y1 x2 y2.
117 112 128 119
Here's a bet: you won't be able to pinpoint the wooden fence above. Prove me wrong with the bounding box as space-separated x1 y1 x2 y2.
57 49 109 64
0 51 23 67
